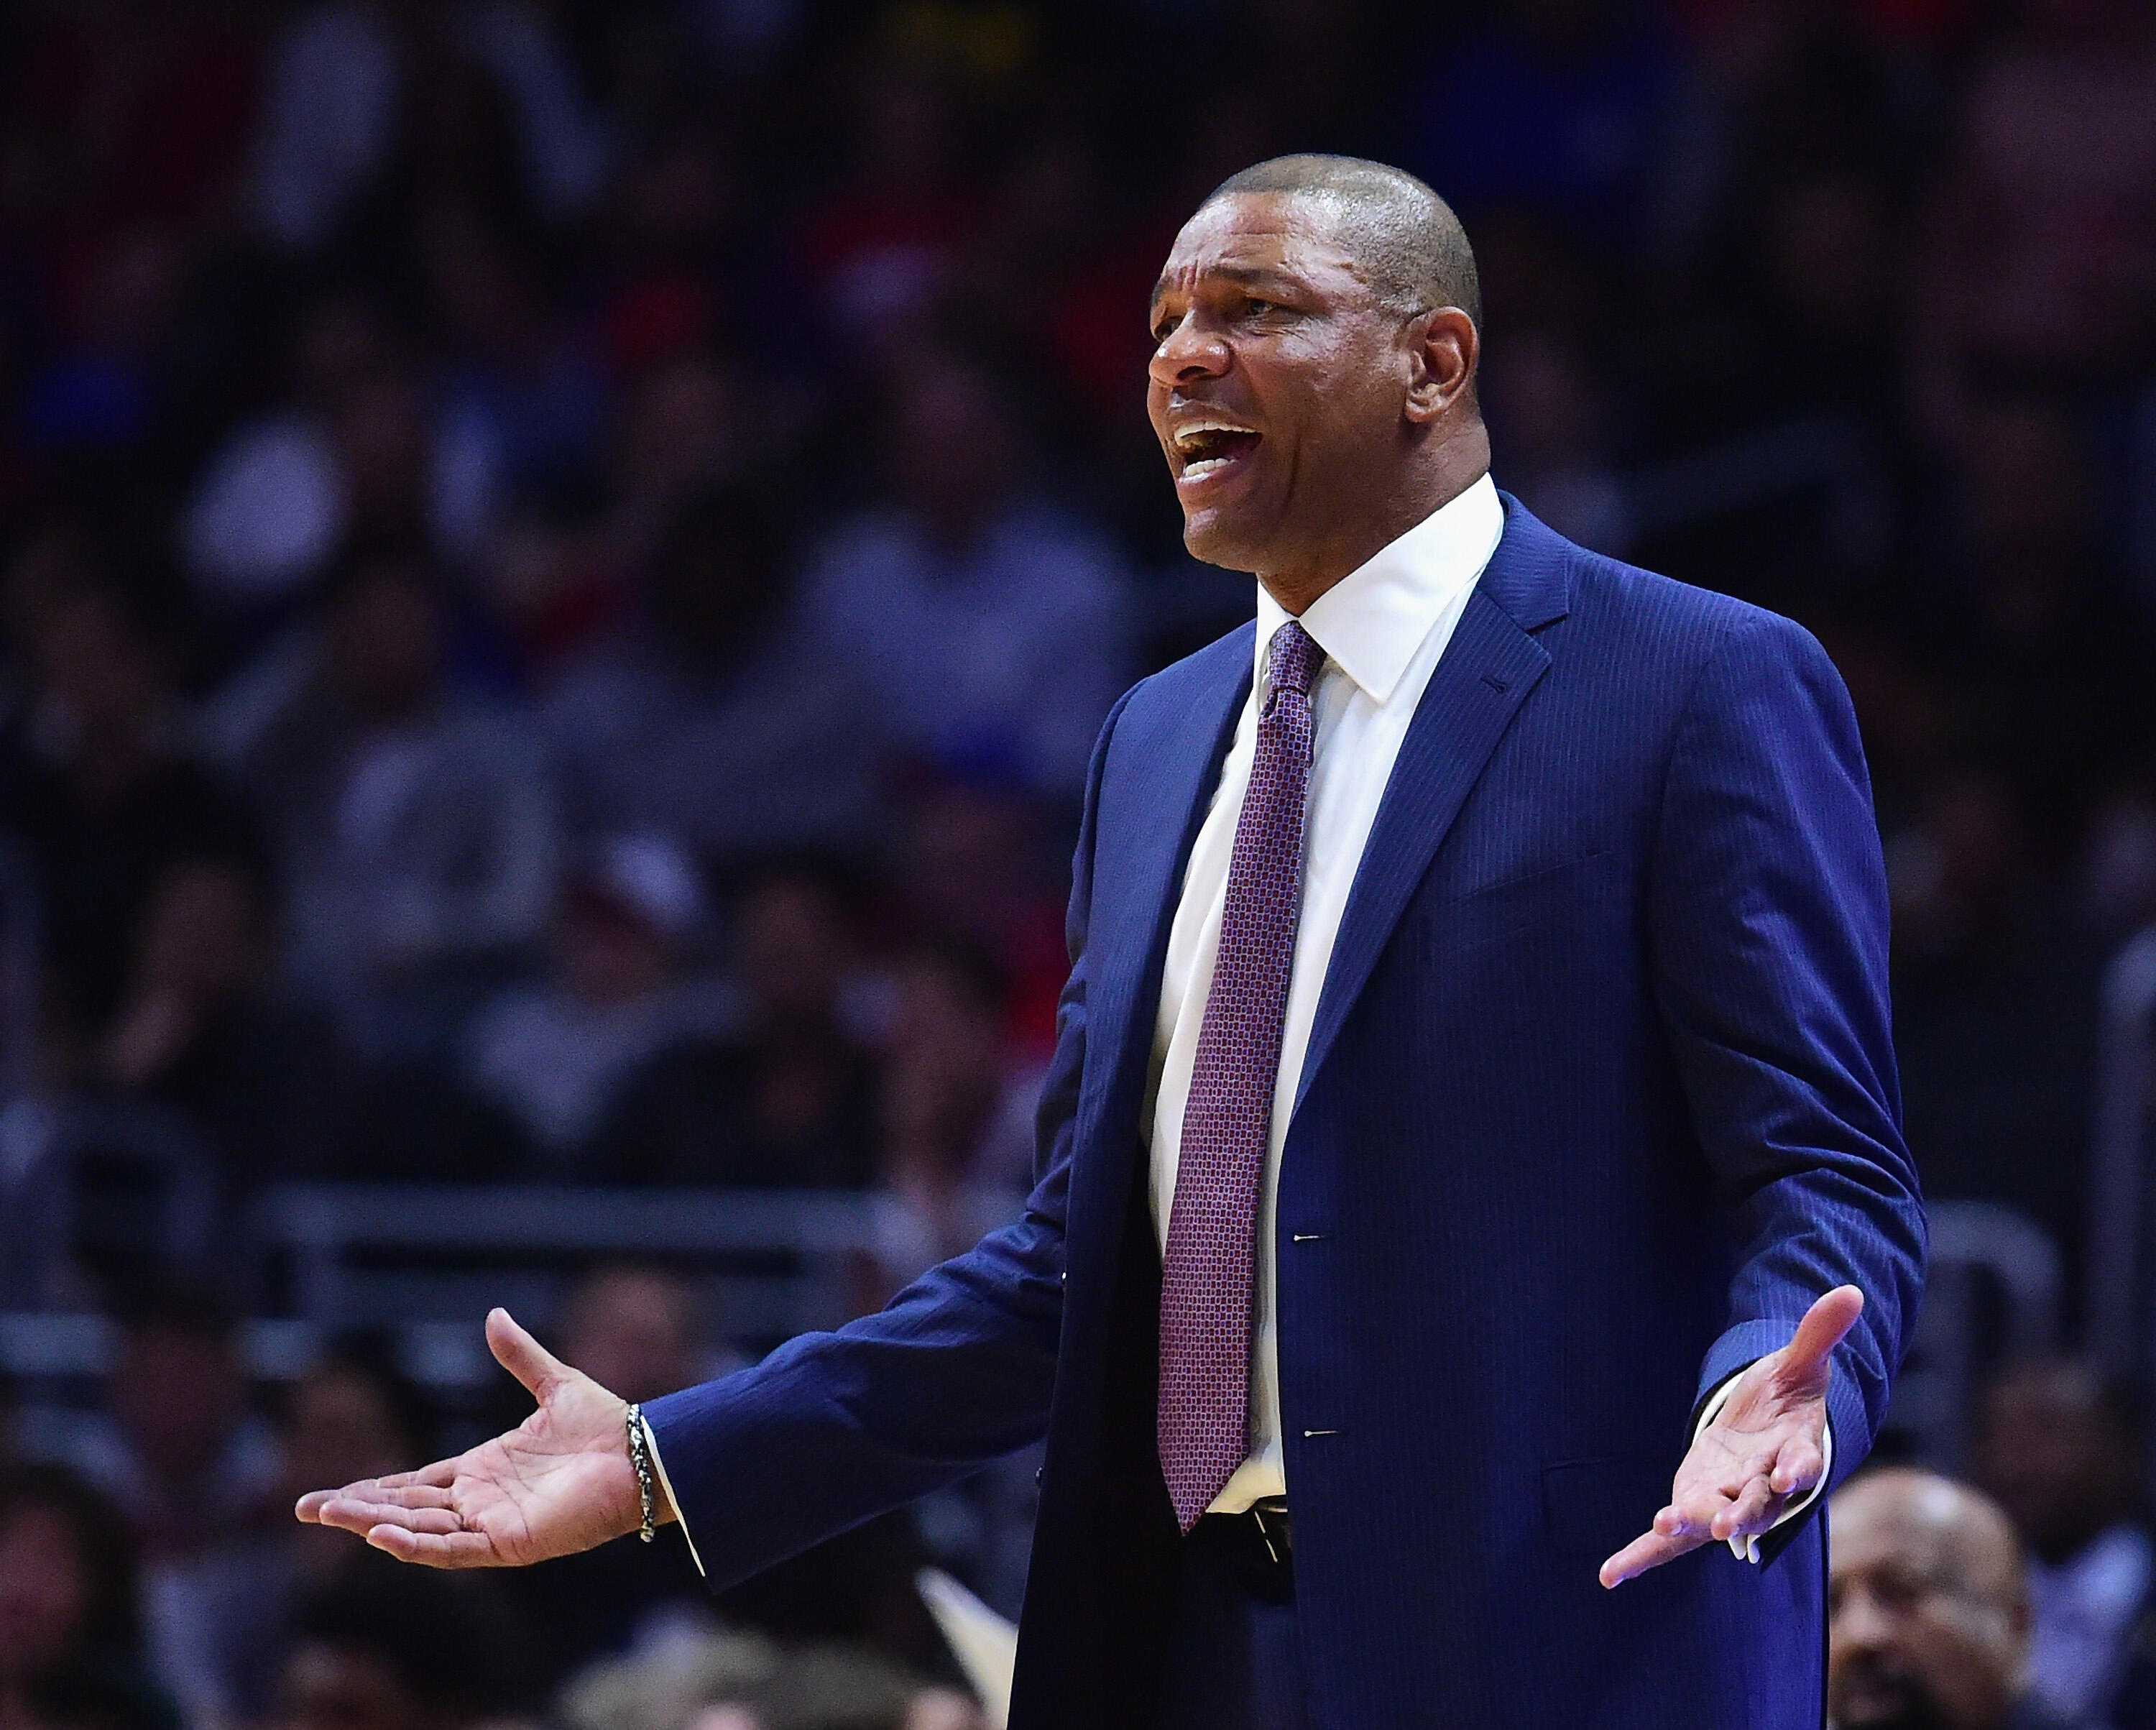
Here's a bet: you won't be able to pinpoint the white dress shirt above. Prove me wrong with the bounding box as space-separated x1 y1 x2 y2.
1145 474 1506 1514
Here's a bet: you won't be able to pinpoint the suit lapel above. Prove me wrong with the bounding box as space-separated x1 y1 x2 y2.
1078 627 1253 1185
1294 501 1570 1110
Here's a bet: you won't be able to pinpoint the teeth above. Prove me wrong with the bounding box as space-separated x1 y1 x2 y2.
1182 456 1233 479
1173 420 1253 451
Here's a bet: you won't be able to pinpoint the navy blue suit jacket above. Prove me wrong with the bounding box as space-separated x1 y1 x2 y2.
648 498 1927 1728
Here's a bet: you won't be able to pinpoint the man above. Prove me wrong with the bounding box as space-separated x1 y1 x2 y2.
1830 1468 2090 1730
1974 1359 2156 1727
300 156 1925 1727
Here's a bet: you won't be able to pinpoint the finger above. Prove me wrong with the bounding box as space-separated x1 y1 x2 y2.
298 1460 460 1523
1711 1474 1777 1542
323 1498 466 1535
321 1480 457 1513
364 1524 502 1569
370 1460 456 1491
1778 1286 1864 1386
315 1496 466 1537
1600 1524 1706 1588
1770 1435 1825 1499
487 1307 571 1402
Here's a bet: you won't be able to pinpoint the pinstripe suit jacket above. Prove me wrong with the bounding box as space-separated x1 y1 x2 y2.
647 496 1927 1728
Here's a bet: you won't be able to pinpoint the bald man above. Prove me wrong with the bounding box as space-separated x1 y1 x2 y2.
1830 1469 2088 1730
302 157 1925 1729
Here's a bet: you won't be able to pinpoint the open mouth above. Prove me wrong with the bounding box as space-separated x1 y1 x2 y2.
1173 420 1263 482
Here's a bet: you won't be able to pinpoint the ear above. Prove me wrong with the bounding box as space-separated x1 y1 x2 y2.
1404 307 1478 425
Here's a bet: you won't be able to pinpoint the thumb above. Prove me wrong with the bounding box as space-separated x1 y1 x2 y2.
1778 1286 1864 1389
487 1307 573 1403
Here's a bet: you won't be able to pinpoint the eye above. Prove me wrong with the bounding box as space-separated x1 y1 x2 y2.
1243 297 1279 318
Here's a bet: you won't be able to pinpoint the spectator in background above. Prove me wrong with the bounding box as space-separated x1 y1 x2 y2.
806 349 1129 804
586 861 876 1190
558 1634 982 1730
92 853 339 1203
4 574 262 1052
65 1292 282 1730
234 546 559 1061
464 834 730 1172
0 1465 174 1730
797 67 985 348
545 479 882 869
729 1645 983 1730
556 1265 727 1408
280 1554 538 1730
861 941 1031 1307
896 772 1069 1066
1975 1359 2156 1729
192 1337 438 1727
278 1340 433 1589
1477 323 1632 558
182 299 494 625
423 201 609 551
505 1267 720 1683
1830 1467 2083 1730
1913 0 2156 447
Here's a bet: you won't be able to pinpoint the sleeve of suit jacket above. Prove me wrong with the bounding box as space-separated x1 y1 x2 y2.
1649 608 1927 1560
639 686 1133 1588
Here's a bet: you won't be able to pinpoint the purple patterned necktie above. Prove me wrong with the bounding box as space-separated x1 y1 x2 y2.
1158 619 1326 1532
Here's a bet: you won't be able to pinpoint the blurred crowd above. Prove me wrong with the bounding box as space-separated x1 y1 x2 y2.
0 1269 1004 1730
3 0 2156 1723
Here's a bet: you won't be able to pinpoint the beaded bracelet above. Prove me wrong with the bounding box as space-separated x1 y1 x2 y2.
625 1402 656 1543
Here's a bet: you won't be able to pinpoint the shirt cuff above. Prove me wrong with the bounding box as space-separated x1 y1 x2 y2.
1692 1378 1833 1564
640 1412 704 1576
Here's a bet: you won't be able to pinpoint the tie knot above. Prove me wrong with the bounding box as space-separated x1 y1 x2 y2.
1266 620 1324 701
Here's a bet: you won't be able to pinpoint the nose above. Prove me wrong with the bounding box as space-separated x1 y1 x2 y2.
1148 313 1230 390
1830 1581 1896 1655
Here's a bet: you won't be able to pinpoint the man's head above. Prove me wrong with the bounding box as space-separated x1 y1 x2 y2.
1828 1468 2029 1730
1146 155 1488 606
1973 1356 2142 1567
282 1555 532 1730
557 1264 703 1406
109 1288 246 1491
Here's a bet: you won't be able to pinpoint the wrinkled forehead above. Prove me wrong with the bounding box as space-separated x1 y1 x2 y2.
1151 192 1366 313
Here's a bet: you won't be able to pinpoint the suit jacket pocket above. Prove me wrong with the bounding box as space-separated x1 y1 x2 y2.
1540 1454 1671 1559
1430 849 1614 954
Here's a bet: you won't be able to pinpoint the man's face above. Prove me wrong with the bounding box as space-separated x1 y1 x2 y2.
1146 193 1418 579
1828 1496 2022 1730
1974 1371 2133 1565
281 1643 425 1730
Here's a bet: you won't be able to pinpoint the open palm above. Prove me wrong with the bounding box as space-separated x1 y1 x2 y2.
1600 1285 1863 1588
295 1308 645 1568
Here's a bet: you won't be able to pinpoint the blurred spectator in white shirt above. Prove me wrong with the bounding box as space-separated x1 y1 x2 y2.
545 481 882 868
231 548 559 1060
805 350 1130 804
464 834 732 1169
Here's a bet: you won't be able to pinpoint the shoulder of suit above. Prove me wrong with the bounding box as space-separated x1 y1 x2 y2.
1539 533 1825 671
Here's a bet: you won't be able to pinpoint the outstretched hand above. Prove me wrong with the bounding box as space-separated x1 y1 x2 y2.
295 1308 650 1568
1600 1286 1863 1590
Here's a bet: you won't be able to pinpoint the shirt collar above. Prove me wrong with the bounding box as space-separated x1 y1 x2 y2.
1253 471 1505 706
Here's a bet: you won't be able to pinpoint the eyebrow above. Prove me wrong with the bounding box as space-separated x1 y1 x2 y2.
1148 263 1307 323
